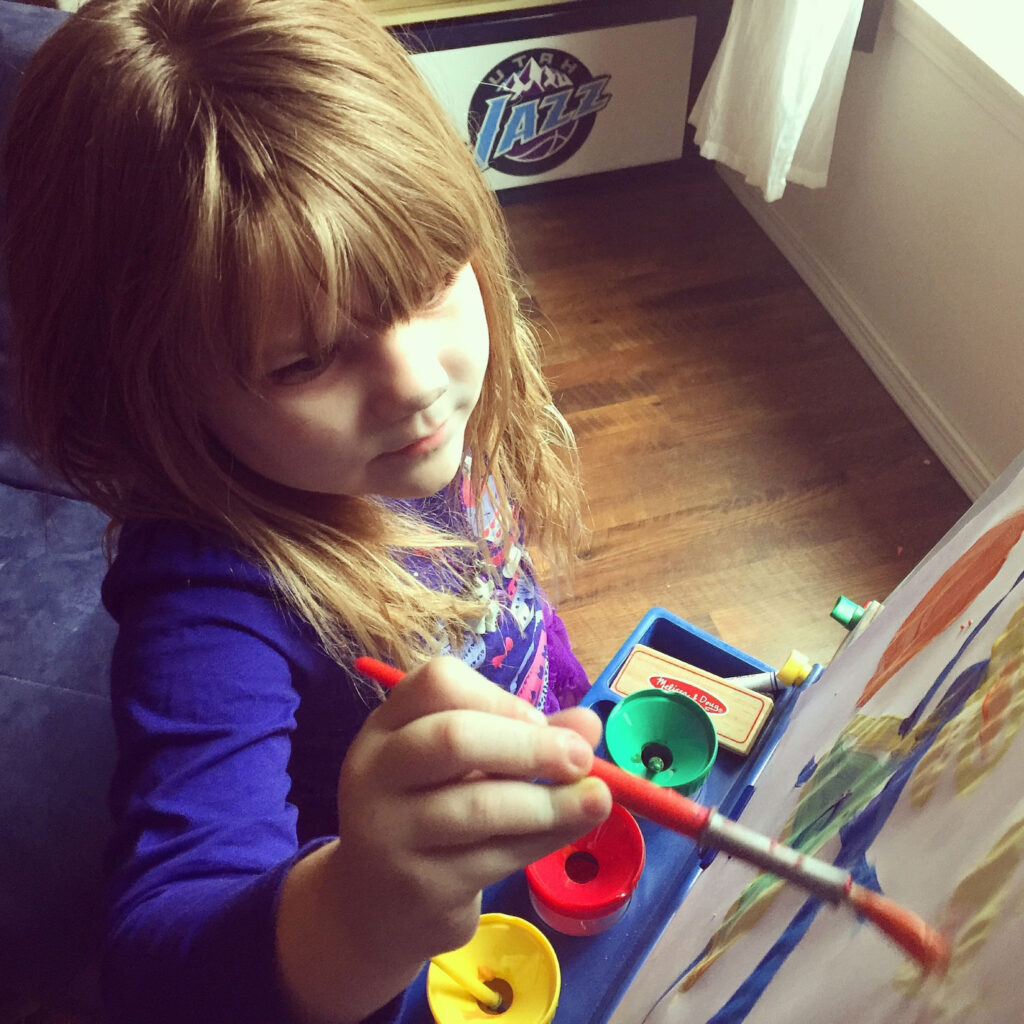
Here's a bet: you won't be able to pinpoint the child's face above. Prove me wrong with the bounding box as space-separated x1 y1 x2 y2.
202 263 489 499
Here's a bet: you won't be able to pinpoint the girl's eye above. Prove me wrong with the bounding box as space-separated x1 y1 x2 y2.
265 344 339 387
422 270 458 312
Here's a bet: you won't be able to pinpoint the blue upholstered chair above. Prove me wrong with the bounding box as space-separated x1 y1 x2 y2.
0 3 117 1015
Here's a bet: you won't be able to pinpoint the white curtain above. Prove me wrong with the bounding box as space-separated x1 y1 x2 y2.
689 0 866 202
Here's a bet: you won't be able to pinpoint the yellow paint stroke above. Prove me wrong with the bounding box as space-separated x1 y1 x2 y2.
911 600 1024 806
858 511 1024 708
676 683 1008 995
892 817 1024 1021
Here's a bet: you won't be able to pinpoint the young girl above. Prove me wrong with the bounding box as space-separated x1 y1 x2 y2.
3 0 612 1021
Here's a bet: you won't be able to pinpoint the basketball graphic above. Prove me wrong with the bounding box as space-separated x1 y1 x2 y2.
469 47 612 177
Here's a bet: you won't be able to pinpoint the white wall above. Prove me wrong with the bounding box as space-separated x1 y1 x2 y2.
716 0 1024 499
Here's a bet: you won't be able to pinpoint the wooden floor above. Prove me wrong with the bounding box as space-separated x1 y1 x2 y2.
502 163 972 678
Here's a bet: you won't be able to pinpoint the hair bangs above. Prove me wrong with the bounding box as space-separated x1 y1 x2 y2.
299 144 485 326
211 203 345 391
214 164 485 392
163 0 498 392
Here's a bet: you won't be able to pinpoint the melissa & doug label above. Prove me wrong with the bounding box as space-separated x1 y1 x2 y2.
611 644 773 756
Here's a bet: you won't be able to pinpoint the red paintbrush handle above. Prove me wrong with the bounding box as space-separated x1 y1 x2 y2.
588 757 712 839
354 656 406 689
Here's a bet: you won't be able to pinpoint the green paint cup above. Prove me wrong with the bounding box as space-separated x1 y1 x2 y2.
605 689 718 796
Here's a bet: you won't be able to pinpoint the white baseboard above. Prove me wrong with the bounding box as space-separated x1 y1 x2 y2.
718 169 990 500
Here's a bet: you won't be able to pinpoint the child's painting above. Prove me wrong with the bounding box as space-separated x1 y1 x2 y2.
610 451 1024 1024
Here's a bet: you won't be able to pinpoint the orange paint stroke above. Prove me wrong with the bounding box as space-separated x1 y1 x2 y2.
979 675 1014 746
857 511 1024 707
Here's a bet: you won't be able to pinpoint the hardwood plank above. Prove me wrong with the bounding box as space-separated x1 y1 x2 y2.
503 164 972 678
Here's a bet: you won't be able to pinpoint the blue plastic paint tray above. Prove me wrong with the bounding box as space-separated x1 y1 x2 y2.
397 606 821 1023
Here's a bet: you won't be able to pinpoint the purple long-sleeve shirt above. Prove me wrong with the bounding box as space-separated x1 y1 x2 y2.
99 488 589 1023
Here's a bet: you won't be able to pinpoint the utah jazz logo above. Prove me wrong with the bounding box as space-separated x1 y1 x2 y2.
469 47 611 176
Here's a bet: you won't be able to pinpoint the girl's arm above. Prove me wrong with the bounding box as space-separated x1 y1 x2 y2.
101 522 357 1023
274 657 609 1024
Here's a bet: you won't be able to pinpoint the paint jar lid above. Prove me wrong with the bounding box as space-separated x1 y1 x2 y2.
604 689 718 796
525 802 645 919
776 649 812 686
426 913 560 1024
831 595 865 630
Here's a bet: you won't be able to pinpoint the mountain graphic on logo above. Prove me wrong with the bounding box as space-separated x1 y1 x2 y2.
500 58 574 100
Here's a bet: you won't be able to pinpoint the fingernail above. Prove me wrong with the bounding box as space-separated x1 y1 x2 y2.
565 734 593 771
578 776 612 817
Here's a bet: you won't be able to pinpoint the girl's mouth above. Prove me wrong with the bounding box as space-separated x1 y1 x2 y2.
386 421 449 459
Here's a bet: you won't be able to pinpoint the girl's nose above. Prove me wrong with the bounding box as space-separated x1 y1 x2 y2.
369 319 448 415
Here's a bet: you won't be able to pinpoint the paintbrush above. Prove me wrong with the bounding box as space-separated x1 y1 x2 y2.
354 657 951 975
429 953 506 1011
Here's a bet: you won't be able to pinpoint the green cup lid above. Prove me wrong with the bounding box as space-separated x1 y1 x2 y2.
605 690 718 797
831 595 865 630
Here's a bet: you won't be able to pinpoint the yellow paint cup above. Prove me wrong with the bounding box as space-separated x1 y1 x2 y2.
426 913 561 1024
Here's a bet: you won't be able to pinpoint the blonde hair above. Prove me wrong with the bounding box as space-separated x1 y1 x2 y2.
4 0 583 671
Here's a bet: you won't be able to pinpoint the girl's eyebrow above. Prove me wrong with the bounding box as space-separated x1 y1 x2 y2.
259 326 311 367
259 263 454 371
265 312 376 368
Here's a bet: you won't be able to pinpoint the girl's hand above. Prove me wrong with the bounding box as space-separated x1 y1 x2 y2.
337 656 609 956
276 656 610 1024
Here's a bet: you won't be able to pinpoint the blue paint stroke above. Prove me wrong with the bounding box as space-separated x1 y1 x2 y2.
705 860 879 1023
704 898 823 1022
696 657 990 1023
795 757 817 788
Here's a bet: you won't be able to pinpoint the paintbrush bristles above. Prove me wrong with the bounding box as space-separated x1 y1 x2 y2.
846 882 951 976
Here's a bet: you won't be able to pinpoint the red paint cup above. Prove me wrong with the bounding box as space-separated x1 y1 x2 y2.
525 802 646 936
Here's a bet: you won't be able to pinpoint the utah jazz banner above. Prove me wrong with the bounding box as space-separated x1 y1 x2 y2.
409 17 695 190
470 47 612 177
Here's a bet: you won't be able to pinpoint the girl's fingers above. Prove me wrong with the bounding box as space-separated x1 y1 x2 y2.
365 659 607 790
373 657 547 730
546 705 603 749
401 776 611 851
417 779 613 893
387 710 595 788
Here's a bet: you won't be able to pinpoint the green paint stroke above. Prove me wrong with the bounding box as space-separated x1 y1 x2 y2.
679 716 908 988
681 601 1024 1000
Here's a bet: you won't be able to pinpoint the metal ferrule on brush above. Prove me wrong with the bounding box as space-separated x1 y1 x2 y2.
701 811 850 903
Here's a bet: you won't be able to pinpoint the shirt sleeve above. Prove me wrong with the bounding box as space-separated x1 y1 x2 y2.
100 531 399 1024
